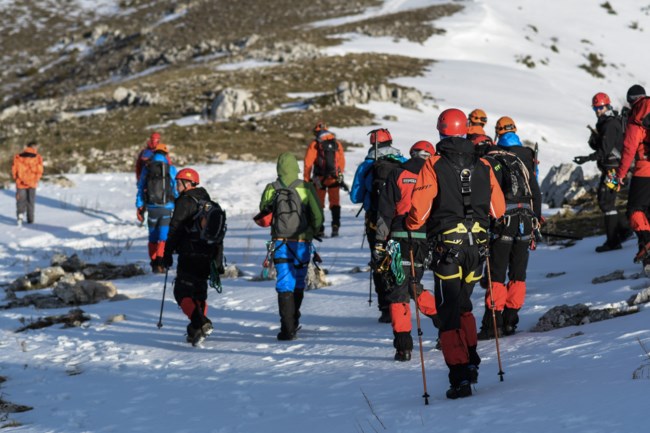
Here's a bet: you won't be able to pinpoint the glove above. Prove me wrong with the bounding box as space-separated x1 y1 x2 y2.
136 207 145 223
162 253 173 269
372 242 387 268
604 169 621 192
573 155 590 165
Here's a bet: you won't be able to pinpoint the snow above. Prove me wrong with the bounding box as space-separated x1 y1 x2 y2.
2 1 650 432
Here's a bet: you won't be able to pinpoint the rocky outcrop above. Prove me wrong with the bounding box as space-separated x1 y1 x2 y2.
112 87 158 106
210 88 260 120
334 81 423 109
540 164 596 207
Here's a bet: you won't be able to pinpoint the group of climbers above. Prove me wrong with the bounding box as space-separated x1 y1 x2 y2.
91 83 650 392
574 85 650 276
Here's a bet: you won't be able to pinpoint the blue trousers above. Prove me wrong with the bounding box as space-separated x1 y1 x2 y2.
273 240 310 293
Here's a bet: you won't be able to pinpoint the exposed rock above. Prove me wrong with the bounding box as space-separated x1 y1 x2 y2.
334 81 423 109
112 86 158 106
15 308 90 332
628 287 650 305
540 164 595 207
53 280 117 305
531 304 590 332
52 253 86 272
247 41 319 62
210 88 260 121
81 262 145 280
106 314 126 324
222 264 243 279
545 272 566 278
592 270 626 284
8 266 66 291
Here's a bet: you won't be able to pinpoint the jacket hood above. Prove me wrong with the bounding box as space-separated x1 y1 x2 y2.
365 145 403 161
436 136 475 155
276 152 300 185
22 146 39 155
497 132 523 147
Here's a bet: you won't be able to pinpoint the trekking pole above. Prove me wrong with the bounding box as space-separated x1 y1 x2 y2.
409 244 430 405
485 255 505 382
157 269 169 329
368 264 373 307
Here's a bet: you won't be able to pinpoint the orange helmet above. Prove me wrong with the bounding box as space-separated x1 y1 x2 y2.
468 109 487 126
313 122 327 135
437 109 468 136
368 128 392 146
154 143 169 154
591 92 610 108
176 168 200 185
495 116 517 136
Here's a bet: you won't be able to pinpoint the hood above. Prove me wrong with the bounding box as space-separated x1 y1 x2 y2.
276 152 300 185
467 125 486 136
365 145 403 161
496 132 522 147
436 136 475 155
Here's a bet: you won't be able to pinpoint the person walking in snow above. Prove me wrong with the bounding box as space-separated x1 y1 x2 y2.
259 152 324 341
162 168 224 346
350 128 407 323
466 108 489 142
136 143 178 274
375 140 439 362
406 109 505 399
135 132 172 181
303 122 346 237
574 92 631 253
12 141 44 226
612 85 650 274
476 116 542 339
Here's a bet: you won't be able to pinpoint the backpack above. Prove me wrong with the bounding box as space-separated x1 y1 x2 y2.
314 138 339 178
370 156 402 211
190 197 227 245
144 161 174 205
271 179 309 238
486 150 533 203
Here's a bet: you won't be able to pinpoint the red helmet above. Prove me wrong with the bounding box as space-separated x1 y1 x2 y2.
591 92 610 108
368 128 392 145
470 134 493 147
409 140 435 157
148 132 161 149
437 109 468 136
176 168 200 185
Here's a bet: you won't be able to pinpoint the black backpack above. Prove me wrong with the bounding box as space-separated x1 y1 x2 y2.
145 161 174 205
314 139 339 178
271 179 310 238
190 197 227 245
486 150 533 203
370 156 402 211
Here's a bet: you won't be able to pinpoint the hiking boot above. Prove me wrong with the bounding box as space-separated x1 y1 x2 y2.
186 324 205 346
394 350 412 362
595 243 622 253
277 330 297 341
16 216 23 227
468 365 479 384
331 225 340 238
477 327 502 341
377 309 391 323
643 257 650 278
446 381 472 400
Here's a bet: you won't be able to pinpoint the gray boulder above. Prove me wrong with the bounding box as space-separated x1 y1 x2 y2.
210 88 260 120
540 164 594 207
53 280 117 305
